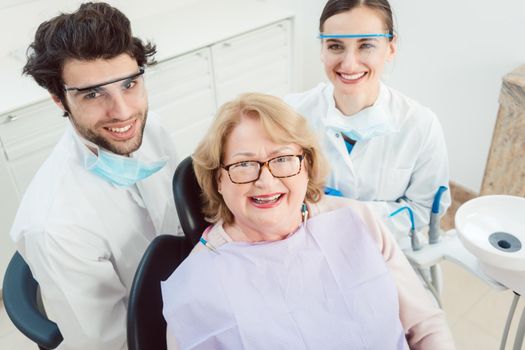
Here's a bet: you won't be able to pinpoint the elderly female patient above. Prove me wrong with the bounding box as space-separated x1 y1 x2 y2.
161 93 455 349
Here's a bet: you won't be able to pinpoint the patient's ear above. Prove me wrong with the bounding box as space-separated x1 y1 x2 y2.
216 172 222 194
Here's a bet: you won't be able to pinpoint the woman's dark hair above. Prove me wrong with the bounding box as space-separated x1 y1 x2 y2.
23 2 156 111
319 0 394 39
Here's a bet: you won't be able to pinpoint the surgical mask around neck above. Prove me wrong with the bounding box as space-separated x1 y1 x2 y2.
81 138 168 187
324 88 396 142
336 124 394 142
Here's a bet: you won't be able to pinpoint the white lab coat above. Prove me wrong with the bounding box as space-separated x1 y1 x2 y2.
285 82 451 239
10 113 181 350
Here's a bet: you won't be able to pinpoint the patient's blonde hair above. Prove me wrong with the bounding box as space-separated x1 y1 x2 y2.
192 93 329 224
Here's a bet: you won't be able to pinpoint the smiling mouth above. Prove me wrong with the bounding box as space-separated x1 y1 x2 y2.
250 193 283 205
102 119 137 140
105 124 132 133
338 71 367 81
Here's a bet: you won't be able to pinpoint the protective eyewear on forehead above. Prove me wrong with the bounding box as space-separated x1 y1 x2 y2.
64 68 145 112
222 154 304 184
319 33 393 39
64 68 145 92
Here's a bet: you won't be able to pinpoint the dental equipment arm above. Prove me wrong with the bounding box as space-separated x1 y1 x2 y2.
390 206 423 251
429 186 448 244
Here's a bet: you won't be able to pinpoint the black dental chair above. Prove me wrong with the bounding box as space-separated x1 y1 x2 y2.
127 234 193 350
171 156 209 244
2 252 63 350
127 156 208 350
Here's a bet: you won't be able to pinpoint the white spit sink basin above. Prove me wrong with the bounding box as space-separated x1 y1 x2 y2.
456 195 525 272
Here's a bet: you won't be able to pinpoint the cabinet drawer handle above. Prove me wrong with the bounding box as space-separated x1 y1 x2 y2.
8 115 18 122
222 42 231 48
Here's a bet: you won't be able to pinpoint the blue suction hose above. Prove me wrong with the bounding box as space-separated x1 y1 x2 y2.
429 186 448 244
389 206 422 251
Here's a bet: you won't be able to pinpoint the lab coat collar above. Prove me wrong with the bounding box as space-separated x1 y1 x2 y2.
323 82 400 138
67 118 177 235
67 121 96 168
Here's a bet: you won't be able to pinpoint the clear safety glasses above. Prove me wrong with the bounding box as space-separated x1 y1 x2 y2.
319 33 393 64
222 154 304 184
64 68 146 113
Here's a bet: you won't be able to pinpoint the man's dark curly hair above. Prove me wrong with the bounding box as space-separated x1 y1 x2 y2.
23 2 156 115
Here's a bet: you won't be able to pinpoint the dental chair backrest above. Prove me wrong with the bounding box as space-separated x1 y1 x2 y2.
172 156 209 245
127 234 193 350
128 156 206 350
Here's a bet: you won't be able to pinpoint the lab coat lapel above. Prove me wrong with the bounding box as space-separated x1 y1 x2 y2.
134 122 179 236
322 85 358 177
136 170 176 235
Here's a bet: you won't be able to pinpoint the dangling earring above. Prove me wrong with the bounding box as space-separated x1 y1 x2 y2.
301 203 309 222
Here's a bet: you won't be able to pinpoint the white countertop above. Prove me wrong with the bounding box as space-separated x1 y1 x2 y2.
0 0 292 115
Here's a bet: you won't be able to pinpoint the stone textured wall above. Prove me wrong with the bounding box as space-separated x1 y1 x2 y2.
481 65 525 196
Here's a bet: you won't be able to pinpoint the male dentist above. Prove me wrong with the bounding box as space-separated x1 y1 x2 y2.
10 2 180 349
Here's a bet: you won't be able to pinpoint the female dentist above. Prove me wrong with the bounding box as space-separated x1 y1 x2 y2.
285 0 451 240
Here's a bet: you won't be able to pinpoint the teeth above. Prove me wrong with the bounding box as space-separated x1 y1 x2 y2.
340 72 365 80
107 124 132 133
252 194 281 203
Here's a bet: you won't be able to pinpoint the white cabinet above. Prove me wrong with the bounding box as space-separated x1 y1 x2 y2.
147 19 293 159
146 48 216 159
212 20 292 105
0 100 66 286
0 144 22 290
0 101 66 193
0 18 293 286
